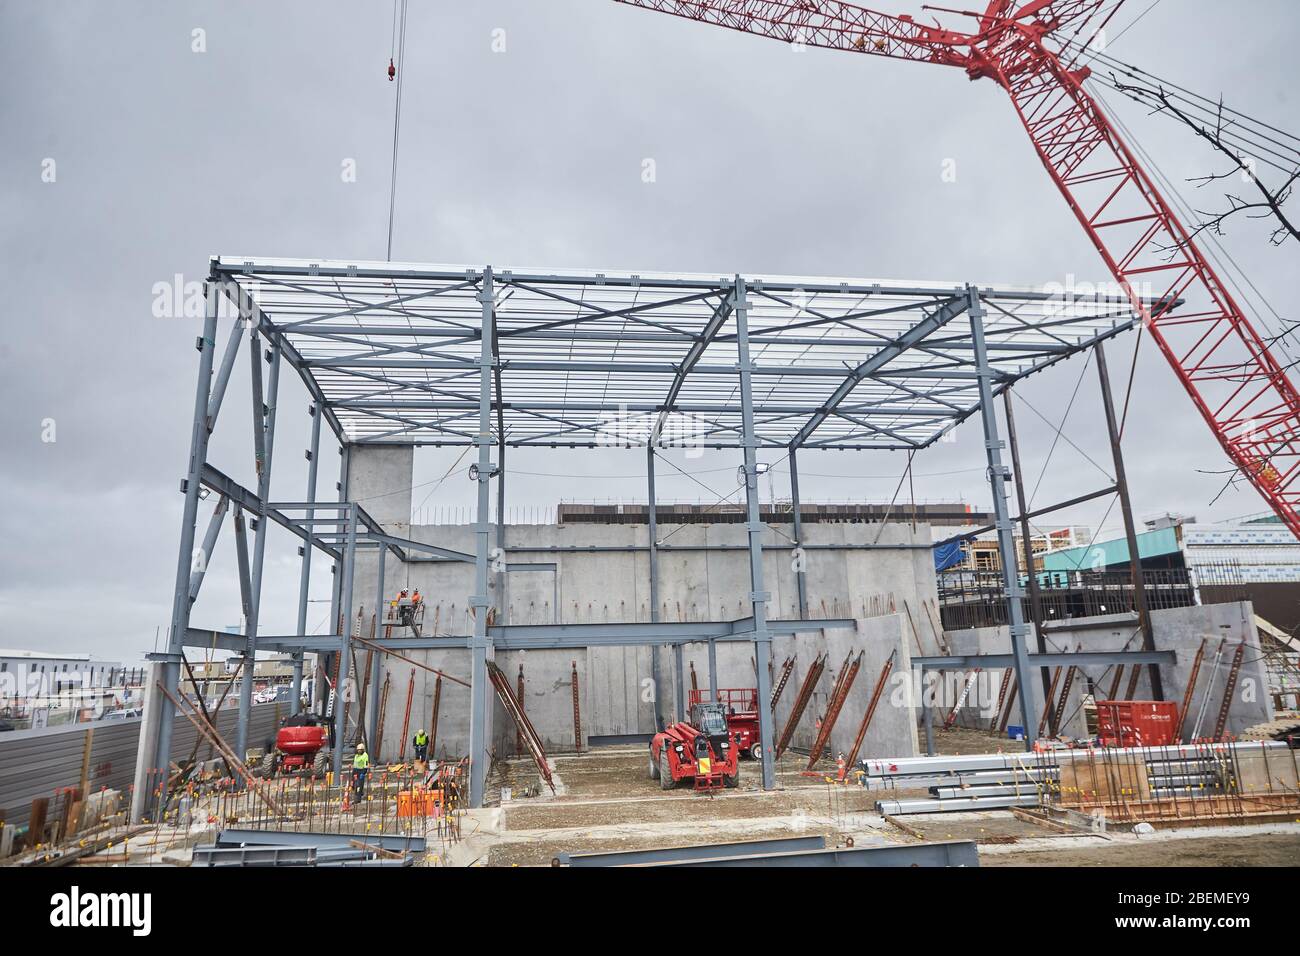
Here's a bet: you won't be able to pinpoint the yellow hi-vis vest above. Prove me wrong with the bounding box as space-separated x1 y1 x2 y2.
353 752 370 770
415 732 428 746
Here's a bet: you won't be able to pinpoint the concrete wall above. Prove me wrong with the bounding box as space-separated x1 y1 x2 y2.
338 445 937 762
943 601 1274 740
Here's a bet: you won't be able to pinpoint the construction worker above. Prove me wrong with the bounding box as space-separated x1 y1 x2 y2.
397 587 412 625
352 742 371 799
413 728 429 762
836 751 847 781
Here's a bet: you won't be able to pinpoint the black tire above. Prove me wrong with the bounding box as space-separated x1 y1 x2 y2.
749 742 764 763
659 750 675 790
724 772 739 789
311 751 330 778
259 753 276 778
649 745 660 780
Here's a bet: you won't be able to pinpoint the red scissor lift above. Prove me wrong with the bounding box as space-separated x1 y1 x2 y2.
689 688 763 761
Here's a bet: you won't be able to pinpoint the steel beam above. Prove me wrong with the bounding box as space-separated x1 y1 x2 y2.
204 318 244 432
790 295 968 447
648 839 979 868
913 650 1175 670
200 464 339 560
187 494 229 603
244 615 856 653
555 835 826 867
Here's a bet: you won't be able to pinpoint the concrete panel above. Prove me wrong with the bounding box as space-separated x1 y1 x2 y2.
348 445 414 535
942 601 1275 742
343 443 939 762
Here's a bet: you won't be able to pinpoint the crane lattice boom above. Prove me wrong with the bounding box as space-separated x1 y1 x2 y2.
615 0 1300 537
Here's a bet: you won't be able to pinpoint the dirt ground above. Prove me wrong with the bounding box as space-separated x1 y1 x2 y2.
929 725 1018 755
983 833 1300 867
477 745 1300 868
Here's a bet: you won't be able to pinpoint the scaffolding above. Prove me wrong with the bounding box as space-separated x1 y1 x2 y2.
139 256 1182 814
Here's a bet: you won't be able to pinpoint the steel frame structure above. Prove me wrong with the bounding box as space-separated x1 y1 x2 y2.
144 255 1176 813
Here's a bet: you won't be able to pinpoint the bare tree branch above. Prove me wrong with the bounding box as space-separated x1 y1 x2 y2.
1113 77 1300 247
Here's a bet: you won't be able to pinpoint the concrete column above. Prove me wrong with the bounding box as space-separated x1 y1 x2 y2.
968 286 1037 746
734 275 777 789
130 661 166 823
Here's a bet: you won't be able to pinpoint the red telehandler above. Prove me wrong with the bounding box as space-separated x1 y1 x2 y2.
689 687 763 760
650 699 741 791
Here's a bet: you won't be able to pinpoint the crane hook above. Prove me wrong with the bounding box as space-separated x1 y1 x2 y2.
388 58 396 82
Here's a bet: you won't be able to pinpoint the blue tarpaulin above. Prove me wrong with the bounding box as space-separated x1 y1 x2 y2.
933 541 965 572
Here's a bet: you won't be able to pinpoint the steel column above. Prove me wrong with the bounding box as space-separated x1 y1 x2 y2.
1095 341 1164 700
369 544 385 742
788 447 809 619
923 680 936 756
237 339 281 762
322 446 351 715
151 282 221 812
291 403 323 716
707 639 718 697
646 445 665 728
735 276 776 789
468 268 496 807
333 502 358 779
968 287 1036 747
1002 389 1054 729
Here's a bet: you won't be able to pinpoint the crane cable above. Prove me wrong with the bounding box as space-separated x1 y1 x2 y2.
386 0 409 261
1061 40 1300 176
1089 85 1298 366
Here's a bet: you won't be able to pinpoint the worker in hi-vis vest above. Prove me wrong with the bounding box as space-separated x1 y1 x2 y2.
413 729 429 762
352 743 371 798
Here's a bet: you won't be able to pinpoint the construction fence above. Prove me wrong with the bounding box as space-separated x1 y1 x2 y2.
0 701 282 831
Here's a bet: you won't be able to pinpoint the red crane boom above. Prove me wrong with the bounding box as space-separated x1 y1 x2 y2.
614 0 1300 536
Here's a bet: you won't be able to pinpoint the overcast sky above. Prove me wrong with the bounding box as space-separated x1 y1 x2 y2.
2 0 1296 665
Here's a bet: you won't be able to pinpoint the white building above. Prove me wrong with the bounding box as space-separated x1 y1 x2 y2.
0 649 126 706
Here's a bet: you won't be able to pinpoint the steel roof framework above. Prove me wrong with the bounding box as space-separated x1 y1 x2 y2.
214 257 1148 452
139 255 1173 817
